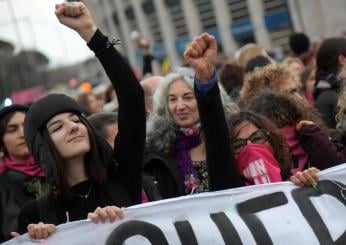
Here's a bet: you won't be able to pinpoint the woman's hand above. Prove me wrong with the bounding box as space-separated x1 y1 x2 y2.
10 232 20 238
27 222 56 240
88 206 124 223
290 167 320 186
296 120 315 131
183 33 217 83
55 2 97 42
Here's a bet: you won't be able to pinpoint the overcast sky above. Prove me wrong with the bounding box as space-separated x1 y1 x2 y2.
0 0 93 67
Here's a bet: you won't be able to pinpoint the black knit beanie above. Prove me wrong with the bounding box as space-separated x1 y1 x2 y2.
25 94 82 133
24 94 112 191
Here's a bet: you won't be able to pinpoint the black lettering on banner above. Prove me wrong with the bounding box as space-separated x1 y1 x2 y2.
174 220 198 245
236 192 288 245
210 212 243 244
292 180 346 244
105 220 169 245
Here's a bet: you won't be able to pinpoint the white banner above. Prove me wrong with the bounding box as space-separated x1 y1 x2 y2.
4 164 346 245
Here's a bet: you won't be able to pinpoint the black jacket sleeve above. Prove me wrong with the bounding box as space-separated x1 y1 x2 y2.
195 82 243 190
88 30 146 205
142 54 153 76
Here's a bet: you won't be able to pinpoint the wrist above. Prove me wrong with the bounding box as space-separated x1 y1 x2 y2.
143 49 151 55
196 66 215 83
79 24 97 43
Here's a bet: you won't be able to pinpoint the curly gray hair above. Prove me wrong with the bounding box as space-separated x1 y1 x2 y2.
146 67 239 154
336 85 346 132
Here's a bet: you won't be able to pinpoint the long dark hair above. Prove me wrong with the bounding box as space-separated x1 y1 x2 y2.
45 115 107 200
228 111 292 180
316 37 346 82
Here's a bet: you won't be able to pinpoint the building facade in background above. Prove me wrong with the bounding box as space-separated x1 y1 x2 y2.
83 0 346 73
3 0 345 105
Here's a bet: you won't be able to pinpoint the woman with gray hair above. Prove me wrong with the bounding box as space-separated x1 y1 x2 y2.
144 64 240 198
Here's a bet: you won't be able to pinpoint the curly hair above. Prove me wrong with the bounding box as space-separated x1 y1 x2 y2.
248 90 302 128
146 67 239 154
228 111 292 180
336 86 346 133
247 90 327 131
240 63 300 106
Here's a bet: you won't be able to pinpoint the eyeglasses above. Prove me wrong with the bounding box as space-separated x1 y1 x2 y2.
232 129 270 154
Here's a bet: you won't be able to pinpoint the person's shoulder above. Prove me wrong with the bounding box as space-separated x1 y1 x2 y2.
315 89 338 103
144 149 172 164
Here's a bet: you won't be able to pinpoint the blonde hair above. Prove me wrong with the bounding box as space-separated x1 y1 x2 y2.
240 63 300 105
237 44 269 68
282 56 304 67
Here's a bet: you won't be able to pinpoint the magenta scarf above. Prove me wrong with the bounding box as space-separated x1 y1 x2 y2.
280 125 309 175
174 125 201 187
236 143 282 185
2 155 45 177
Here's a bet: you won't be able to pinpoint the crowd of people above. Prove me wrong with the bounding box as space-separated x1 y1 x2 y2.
0 1 345 242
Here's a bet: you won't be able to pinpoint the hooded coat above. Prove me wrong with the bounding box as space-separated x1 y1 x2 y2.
0 105 45 242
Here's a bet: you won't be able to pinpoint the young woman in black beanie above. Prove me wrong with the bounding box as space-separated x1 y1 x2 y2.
0 105 45 242
16 2 145 239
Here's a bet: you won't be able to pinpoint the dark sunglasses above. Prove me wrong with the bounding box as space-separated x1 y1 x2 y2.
232 129 270 154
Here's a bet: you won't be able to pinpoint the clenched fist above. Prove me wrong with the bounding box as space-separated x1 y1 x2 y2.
183 33 217 83
55 2 97 42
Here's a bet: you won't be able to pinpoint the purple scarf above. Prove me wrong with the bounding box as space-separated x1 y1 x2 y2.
174 126 201 188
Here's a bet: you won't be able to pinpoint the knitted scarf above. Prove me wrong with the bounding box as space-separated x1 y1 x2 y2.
174 124 201 192
1 155 45 177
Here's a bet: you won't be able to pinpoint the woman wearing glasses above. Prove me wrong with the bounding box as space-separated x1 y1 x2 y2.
184 34 291 186
228 111 291 185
